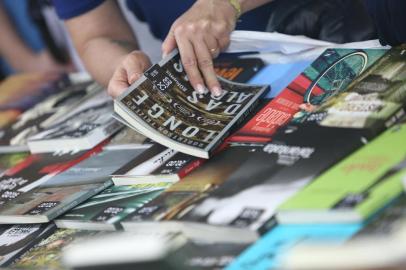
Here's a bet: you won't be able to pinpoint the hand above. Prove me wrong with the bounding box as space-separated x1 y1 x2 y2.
162 0 239 96
107 50 151 98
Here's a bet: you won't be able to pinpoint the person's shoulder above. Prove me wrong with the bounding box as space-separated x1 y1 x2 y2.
52 0 105 20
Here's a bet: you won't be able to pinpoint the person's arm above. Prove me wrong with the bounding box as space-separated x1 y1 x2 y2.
161 0 273 96
64 1 151 97
0 2 65 73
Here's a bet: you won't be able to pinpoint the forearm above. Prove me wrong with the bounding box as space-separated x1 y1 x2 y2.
65 1 139 87
0 3 39 71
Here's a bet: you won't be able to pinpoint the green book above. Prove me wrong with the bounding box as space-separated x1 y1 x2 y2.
55 183 170 230
277 122 406 224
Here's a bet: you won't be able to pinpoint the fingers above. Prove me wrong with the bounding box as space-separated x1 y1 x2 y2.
107 51 151 98
162 29 177 58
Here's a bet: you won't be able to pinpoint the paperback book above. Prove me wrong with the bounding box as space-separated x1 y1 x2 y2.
277 122 406 224
0 223 56 267
0 152 29 176
0 81 98 153
27 91 122 153
301 47 406 132
229 48 387 143
114 50 269 158
56 183 171 230
179 122 368 232
0 148 150 224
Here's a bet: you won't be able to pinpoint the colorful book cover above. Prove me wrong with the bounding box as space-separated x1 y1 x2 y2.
304 47 406 131
229 48 387 143
214 57 265 83
180 123 367 231
11 229 107 270
0 148 148 223
0 152 29 175
0 144 103 206
248 60 311 98
56 183 170 230
0 223 56 267
277 122 406 224
226 223 362 270
114 50 269 158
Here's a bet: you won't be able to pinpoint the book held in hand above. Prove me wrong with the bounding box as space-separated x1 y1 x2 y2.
114 50 269 158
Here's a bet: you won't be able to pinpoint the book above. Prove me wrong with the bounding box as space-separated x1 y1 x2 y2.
0 152 29 176
229 48 387 143
0 81 98 153
114 50 269 158
0 145 104 206
12 228 109 270
27 91 123 153
277 122 406 224
62 233 193 270
0 148 150 224
103 126 149 150
0 72 70 111
225 223 362 270
121 144 260 242
280 223 406 270
179 123 368 232
301 47 406 133
0 223 56 267
113 147 204 185
353 195 406 238
56 183 171 230
213 57 265 83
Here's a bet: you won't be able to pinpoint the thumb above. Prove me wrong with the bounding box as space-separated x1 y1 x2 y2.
162 30 177 58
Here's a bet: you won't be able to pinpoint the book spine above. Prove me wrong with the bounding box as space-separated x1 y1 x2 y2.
49 180 113 221
177 159 205 179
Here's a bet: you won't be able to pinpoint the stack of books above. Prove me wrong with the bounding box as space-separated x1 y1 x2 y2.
0 46 405 270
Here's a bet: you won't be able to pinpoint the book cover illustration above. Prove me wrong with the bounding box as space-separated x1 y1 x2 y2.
230 48 387 143
115 50 269 158
0 152 29 176
307 47 406 130
28 91 122 153
277 122 406 224
11 229 107 270
57 183 171 230
0 223 56 267
0 148 148 223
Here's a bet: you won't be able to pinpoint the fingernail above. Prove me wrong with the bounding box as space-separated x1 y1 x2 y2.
196 84 205 94
212 86 222 97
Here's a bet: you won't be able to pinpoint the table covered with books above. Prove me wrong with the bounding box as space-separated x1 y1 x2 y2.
0 31 405 270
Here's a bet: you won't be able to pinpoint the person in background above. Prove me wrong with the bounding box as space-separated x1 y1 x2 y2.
0 0 66 78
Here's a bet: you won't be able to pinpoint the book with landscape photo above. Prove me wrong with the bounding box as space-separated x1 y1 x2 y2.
27 91 122 153
0 147 152 224
277 121 406 224
114 50 269 158
56 183 171 230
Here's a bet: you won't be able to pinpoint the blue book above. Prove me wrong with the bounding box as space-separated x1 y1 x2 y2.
248 60 311 98
226 223 362 270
